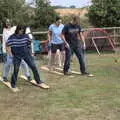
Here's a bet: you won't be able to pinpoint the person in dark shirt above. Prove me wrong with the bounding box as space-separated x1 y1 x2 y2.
6 25 50 89
62 16 93 76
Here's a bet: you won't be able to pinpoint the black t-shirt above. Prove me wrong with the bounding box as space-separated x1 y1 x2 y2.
62 23 82 46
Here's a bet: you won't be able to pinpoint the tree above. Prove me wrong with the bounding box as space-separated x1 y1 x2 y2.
88 0 120 27
0 0 34 27
33 0 58 30
69 5 76 8
53 5 68 9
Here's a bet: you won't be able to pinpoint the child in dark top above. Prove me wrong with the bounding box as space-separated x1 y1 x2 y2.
6 25 49 89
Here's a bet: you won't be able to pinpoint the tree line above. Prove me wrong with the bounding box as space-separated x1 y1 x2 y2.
0 0 120 33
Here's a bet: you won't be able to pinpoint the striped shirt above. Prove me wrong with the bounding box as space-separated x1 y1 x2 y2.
7 34 31 47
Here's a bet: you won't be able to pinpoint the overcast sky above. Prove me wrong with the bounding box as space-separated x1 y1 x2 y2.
50 0 91 8
26 0 91 8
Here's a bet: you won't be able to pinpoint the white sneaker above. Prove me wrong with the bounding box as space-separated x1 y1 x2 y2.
38 83 50 89
11 87 20 92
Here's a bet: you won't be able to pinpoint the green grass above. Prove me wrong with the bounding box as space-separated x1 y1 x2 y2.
0 53 120 120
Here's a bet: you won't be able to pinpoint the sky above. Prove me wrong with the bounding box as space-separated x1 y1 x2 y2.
50 0 91 8
26 0 91 8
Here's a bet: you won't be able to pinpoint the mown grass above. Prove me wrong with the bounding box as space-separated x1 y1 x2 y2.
0 52 120 120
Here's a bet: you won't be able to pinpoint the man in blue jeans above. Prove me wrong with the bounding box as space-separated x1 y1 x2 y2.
61 16 93 76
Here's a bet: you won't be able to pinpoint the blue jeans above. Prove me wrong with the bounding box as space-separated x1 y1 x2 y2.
20 60 30 77
3 53 13 78
11 50 42 88
3 53 30 79
63 45 86 74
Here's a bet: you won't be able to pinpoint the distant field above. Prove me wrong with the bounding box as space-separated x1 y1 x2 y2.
55 8 88 17
0 53 120 120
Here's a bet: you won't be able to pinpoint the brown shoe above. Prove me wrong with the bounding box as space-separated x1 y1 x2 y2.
38 83 50 89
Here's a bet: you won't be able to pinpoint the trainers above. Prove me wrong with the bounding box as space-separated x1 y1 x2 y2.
3 77 8 82
11 87 20 92
64 71 72 75
38 83 50 89
82 72 94 77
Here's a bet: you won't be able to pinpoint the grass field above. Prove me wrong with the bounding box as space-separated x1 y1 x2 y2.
0 52 120 120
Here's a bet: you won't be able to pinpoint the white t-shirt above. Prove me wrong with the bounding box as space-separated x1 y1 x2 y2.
25 27 34 54
49 24 64 44
2 26 16 53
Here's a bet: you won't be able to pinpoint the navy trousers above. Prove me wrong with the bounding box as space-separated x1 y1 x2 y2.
11 48 42 88
63 45 86 74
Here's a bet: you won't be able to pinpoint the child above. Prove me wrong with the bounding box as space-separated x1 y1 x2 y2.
6 25 49 89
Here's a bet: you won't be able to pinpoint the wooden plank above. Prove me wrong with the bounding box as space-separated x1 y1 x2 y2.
19 75 50 89
40 66 74 77
20 75 37 84
55 67 94 77
0 76 20 92
55 67 81 75
40 66 64 76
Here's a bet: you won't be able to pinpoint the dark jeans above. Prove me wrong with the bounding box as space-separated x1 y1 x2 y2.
63 45 86 74
11 50 42 88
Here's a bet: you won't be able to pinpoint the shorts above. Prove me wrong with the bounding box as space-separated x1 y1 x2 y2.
51 43 65 53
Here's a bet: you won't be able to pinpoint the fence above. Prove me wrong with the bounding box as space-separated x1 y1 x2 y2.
0 27 120 54
32 27 120 45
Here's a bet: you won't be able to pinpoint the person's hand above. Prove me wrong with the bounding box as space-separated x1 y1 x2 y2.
65 42 69 49
83 43 86 50
6 47 13 56
32 53 35 56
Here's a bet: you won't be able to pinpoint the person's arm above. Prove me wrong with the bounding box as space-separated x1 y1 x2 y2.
2 28 7 53
6 36 12 55
6 46 12 55
48 24 52 42
26 27 33 40
26 27 35 55
77 27 86 49
61 25 69 48
60 33 69 48
48 30 52 42
80 31 86 49
31 42 35 55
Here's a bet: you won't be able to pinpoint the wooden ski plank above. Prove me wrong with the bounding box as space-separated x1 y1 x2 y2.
0 76 20 92
55 67 81 75
19 75 37 84
55 67 94 77
40 66 74 77
19 75 50 89
40 66 64 75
